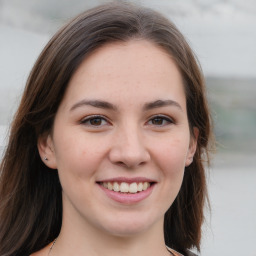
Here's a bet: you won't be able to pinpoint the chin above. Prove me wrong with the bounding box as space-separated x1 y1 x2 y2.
99 213 160 237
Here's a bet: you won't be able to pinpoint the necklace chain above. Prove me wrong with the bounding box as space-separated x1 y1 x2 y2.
48 238 57 256
48 238 175 255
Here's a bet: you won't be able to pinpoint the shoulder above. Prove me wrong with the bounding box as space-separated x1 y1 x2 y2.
167 247 184 256
185 249 198 256
167 247 198 256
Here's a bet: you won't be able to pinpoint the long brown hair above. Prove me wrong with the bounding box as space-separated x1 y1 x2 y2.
0 2 214 255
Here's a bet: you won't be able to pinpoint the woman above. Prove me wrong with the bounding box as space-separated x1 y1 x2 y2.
0 2 214 256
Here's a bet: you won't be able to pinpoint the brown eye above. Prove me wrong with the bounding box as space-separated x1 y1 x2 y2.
148 116 173 126
81 116 108 127
151 117 164 125
89 118 103 126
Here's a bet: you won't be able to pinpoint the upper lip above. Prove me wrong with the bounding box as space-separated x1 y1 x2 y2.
97 177 157 183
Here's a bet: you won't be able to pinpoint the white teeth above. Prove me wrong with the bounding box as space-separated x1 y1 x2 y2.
120 182 129 193
143 182 149 191
137 182 143 192
129 182 138 193
107 182 113 190
102 181 151 193
113 182 119 192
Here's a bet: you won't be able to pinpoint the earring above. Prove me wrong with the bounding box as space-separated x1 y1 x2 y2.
44 156 48 161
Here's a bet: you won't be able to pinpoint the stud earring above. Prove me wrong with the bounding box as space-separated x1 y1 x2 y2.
44 156 48 161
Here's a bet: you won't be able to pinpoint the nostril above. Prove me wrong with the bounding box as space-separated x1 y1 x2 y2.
115 160 147 169
116 161 126 167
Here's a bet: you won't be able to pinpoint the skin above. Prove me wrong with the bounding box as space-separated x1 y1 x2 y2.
36 40 197 256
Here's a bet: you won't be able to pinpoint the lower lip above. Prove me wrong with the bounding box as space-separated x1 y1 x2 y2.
98 183 155 204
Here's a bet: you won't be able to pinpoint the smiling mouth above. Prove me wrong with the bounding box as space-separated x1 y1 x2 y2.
98 181 153 194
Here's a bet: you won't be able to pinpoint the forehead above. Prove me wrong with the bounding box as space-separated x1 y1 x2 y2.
73 39 179 79
62 39 186 108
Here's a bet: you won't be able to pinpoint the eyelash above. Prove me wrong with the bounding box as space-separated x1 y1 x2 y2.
147 115 174 126
80 115 110 127
80 114 174 127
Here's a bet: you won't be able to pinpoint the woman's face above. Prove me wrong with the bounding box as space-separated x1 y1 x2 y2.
39 40 197 237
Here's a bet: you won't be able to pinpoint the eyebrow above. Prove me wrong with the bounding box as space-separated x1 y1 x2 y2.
70 99 182 112
143 99 183 111
70 100 118 111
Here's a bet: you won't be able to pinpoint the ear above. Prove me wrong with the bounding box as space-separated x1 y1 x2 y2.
37 133 57 169
185 127 199 167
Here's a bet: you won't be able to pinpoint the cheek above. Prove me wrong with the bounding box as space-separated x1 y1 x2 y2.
151 137 189 212
53 132 108 179
154 136 189 198
157 137 189 173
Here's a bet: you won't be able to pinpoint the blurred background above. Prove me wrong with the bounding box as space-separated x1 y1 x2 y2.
0 0 255 255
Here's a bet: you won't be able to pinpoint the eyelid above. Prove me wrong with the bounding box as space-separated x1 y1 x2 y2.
147 114 175 126
80 115 111 126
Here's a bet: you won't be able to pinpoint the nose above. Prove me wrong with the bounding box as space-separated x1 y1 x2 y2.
109 125 150 169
